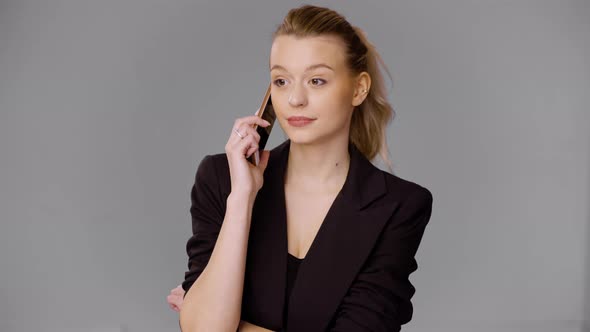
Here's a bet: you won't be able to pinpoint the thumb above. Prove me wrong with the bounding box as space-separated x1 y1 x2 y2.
258 150 270 170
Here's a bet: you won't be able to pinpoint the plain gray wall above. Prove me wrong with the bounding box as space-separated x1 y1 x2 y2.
587 131 590 332
1 1 588 332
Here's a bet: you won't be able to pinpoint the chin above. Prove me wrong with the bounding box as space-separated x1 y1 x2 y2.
280 121 342 146
285 133 316 145
286 131 336 147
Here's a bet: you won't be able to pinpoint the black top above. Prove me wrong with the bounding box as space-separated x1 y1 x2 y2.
283 252 303 329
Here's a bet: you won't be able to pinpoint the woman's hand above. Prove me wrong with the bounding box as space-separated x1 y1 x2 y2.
167 284 185 312
225 115 271 197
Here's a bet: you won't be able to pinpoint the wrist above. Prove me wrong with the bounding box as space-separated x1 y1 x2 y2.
228 190 257 204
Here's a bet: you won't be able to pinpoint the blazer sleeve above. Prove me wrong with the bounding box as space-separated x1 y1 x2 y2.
181 154 226 299
326 186 434 332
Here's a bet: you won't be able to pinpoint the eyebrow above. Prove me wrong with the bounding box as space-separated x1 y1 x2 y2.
270 63 334 73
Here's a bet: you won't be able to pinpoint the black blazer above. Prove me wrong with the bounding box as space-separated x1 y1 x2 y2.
182 139 433 332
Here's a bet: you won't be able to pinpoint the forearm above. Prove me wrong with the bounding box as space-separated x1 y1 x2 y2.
180 191 256 332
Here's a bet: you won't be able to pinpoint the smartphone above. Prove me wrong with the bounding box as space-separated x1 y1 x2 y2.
247 83 276 165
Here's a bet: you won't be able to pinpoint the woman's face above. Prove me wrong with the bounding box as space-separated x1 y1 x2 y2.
269 34 368 146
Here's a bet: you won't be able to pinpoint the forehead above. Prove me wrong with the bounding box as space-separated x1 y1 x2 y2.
269 34 347 72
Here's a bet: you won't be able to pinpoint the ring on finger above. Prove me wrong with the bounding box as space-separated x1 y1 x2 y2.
233 127 245 139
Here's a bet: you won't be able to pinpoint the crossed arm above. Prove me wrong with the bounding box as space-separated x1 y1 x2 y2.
169 286 273 332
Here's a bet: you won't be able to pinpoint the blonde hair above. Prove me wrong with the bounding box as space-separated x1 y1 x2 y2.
272 4 395 173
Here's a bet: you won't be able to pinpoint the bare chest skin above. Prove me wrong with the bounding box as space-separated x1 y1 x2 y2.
284 183 342 259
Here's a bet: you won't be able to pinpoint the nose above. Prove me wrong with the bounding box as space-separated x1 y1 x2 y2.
288 86 307 107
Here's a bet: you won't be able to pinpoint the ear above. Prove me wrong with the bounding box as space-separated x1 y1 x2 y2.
352 71 371 107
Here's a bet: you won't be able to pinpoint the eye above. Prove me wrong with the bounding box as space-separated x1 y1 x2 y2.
310 78 326 86
273 78 286 87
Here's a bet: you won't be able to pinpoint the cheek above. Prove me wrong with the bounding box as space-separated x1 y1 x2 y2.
326 83 354 106
271 96 287 119
317 90 353 118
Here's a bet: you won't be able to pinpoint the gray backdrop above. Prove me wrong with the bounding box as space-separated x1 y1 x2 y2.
0 1 588 332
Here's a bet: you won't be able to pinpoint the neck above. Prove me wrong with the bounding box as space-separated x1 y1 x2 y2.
284 138 350 193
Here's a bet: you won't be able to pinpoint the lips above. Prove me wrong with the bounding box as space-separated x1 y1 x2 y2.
287 116 315 121
287 116 316 127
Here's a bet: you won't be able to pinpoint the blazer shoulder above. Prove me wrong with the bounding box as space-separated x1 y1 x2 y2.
378 171 434 242
381 170 433 208
195 152 231 196
199 151 229 169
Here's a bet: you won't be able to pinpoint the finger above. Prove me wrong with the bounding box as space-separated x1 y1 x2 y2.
169 299 181 308
242 114 272 127
232 122 261 144
237 134 258 158
246 138 262 160
246 139 264 159
170 295 183 304
227 119 266 156
169 293 182 301
229 126 253 149
233 116 270 133
246 146 258 159
245 134 261 157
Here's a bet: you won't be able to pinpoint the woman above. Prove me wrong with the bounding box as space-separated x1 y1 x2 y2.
177 4 433 332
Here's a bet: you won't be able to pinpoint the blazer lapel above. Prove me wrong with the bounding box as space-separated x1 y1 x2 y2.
241 139 400 332
286 141 400 332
